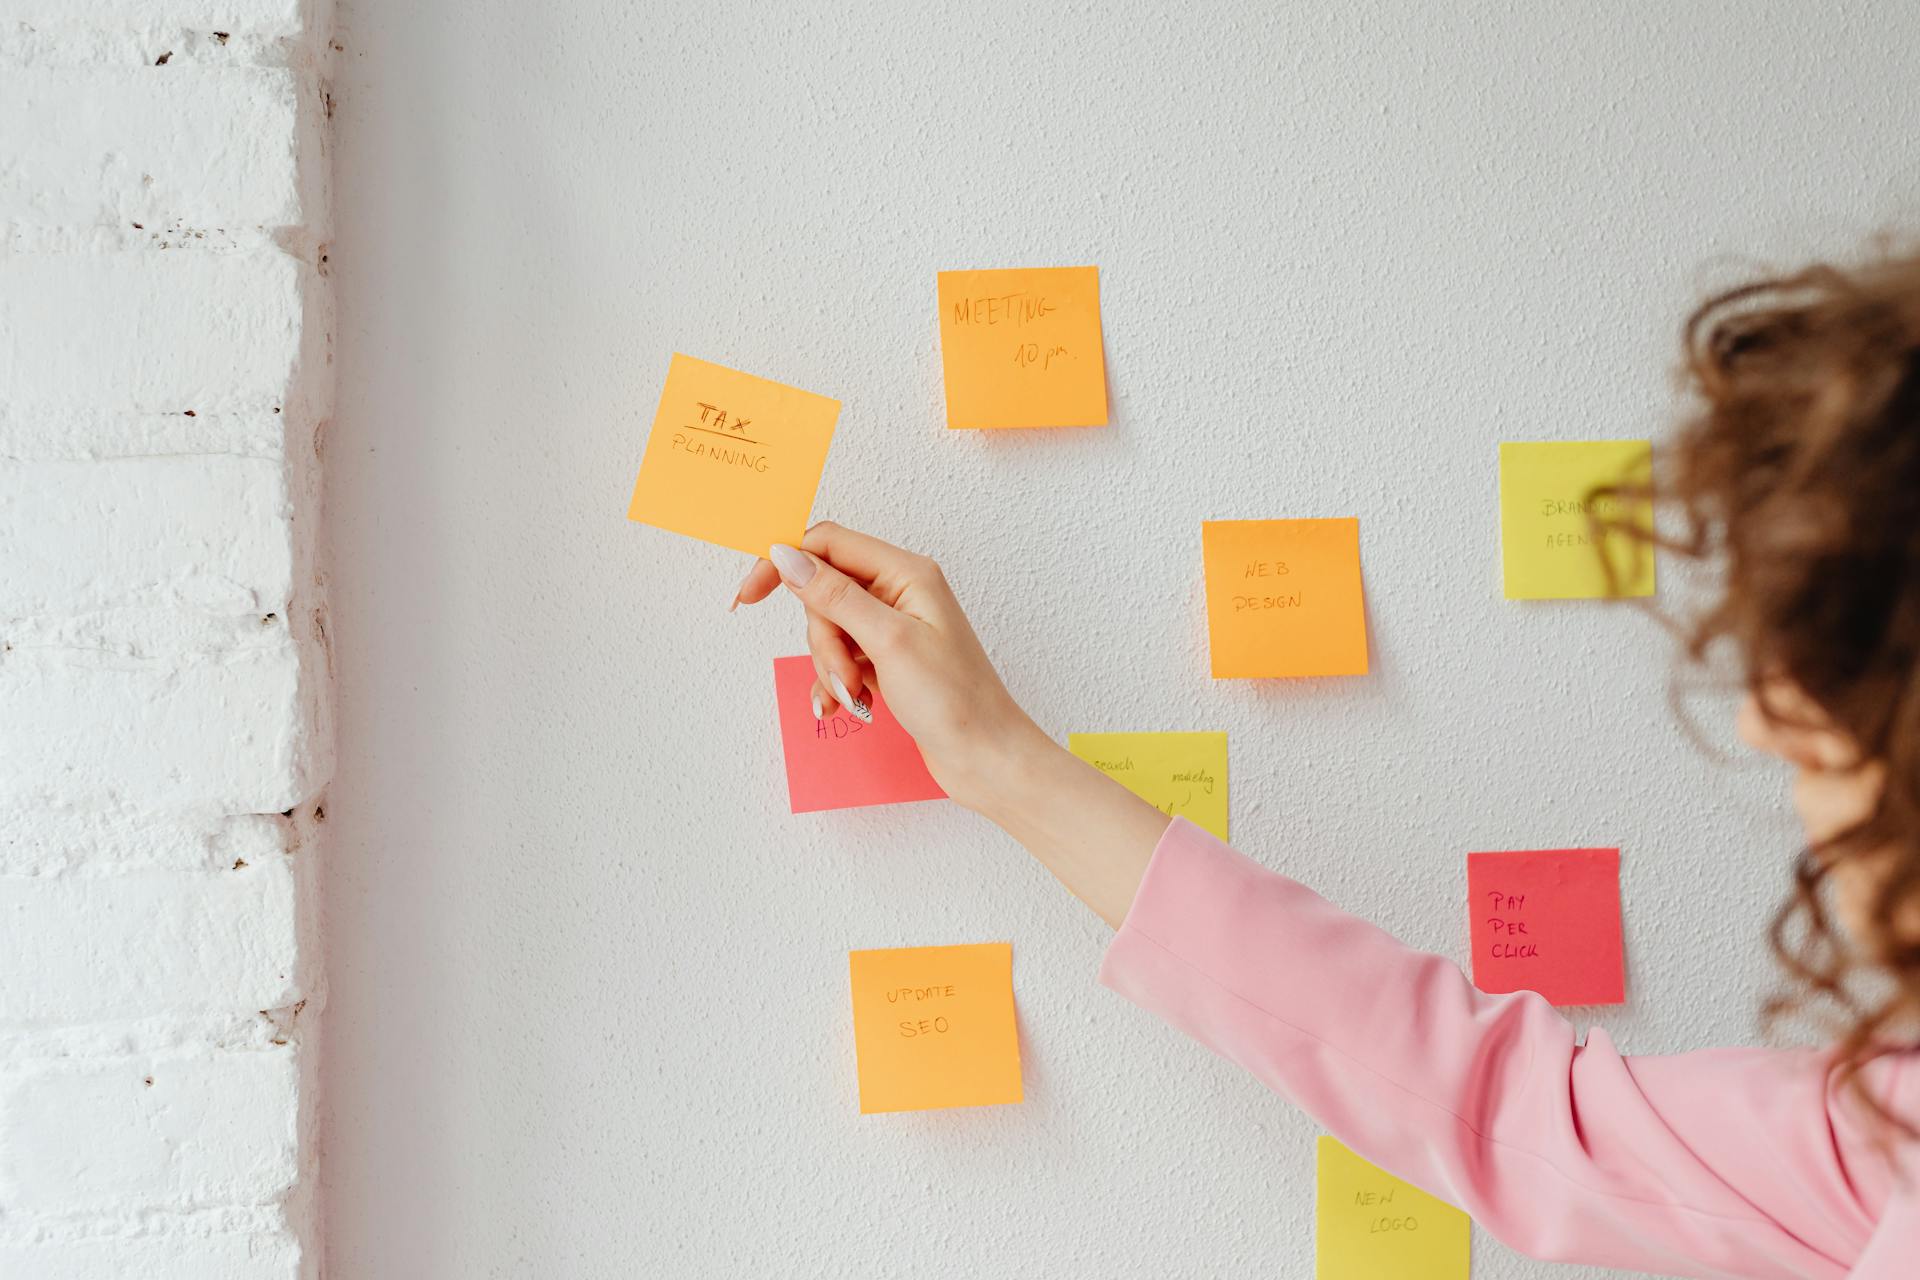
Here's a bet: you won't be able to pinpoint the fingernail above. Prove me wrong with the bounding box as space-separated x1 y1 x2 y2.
728 564 755 613
811 689 824 720
829 671 872 724
769 544 814 588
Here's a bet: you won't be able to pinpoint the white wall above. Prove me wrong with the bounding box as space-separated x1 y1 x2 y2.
322 3 1920 1276
0 3 331 1277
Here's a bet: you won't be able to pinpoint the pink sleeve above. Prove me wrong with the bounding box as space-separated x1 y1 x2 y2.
1098 819 1905 1279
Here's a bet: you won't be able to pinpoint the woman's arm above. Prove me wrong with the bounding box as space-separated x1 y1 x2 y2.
1102 818 1890 1279
736 523 1898 1278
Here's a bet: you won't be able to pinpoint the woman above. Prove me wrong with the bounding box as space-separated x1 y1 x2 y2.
735 254 1920 1277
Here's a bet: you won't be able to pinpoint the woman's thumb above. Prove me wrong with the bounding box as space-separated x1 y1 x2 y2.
768 543 899 653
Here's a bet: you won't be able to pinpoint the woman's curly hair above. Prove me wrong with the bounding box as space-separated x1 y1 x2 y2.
1612 249 1920 1132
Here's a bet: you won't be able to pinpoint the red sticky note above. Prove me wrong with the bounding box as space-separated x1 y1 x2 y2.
1467 848 1624 1007
772 656 946 813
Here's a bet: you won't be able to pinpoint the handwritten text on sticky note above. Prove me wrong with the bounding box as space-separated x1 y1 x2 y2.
1201 518 1368 678
936 267 1107 429
1316 1136 1470 1280
1068 731 1228 841
627 353 841 557
1467 847 1624 1006
848 943 1022 1114
1498 440 1655 600
772 657 945 813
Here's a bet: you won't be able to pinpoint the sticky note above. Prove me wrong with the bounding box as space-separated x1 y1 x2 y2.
1467 847 1624 1006
1316 1137 1470 1280
1499 440 1655 599
848 943 1022 1114
936 266 1107 429
627 353 841 558
1068 732 1228 841
772 657 945 813
1201 518 1368 678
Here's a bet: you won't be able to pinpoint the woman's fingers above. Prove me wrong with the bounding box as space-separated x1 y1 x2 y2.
768 543 905 658
809 658 878 726
733 524 952 623
799 522 916 584
733 523 912 611
801 522 953 616
807 610 871 724
809 677 837 721
730 558 782 611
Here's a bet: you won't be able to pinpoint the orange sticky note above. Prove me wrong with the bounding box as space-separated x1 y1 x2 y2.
1467 848 1625 1007
847 943 1022 1114
1201 518 1369 678
627 353 841 557
936 267 1108 429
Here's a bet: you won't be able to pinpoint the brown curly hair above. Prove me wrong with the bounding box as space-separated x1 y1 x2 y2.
1605 249 1920 1133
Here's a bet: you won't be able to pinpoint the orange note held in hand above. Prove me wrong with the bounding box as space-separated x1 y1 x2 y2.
936 266 1108 429
1201 518 1369 678
848 942 1022 1114
627 353 840 557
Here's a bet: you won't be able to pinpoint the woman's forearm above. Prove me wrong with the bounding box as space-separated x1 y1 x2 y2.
965 721 1171 929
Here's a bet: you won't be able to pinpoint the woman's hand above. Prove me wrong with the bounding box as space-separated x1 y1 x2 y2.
731 522 1045 812
733 521 1171 928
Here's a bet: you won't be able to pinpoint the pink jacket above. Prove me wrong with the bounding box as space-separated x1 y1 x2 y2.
1098 819 1919 1278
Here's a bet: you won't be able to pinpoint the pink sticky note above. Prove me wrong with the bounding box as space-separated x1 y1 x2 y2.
772 656 946 813
1467 848 1624 1007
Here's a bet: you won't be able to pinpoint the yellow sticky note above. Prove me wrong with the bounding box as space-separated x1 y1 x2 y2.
627 353 841 558
1068 732 1228 841
1499 440 1655 599
936 267 1108 429
1201 518 1368 678
847 943 1022 1114
1316 1137 1470 1280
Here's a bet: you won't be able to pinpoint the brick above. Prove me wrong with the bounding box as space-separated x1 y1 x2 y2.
0 406 287 463
0 1233 301 1280
0 863 296 1026
0 621 310 814
0 69 300 229
0 811 287 875
0 1049 297 1213
0 457 290 617
1 454 292 611
0 0 306 36
0 251 303 415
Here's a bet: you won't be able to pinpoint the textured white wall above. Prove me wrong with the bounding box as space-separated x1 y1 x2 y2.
0 3 331 1277
323 3 1920 1276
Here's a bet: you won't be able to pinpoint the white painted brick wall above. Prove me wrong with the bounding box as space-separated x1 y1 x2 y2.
0 0 330 1275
